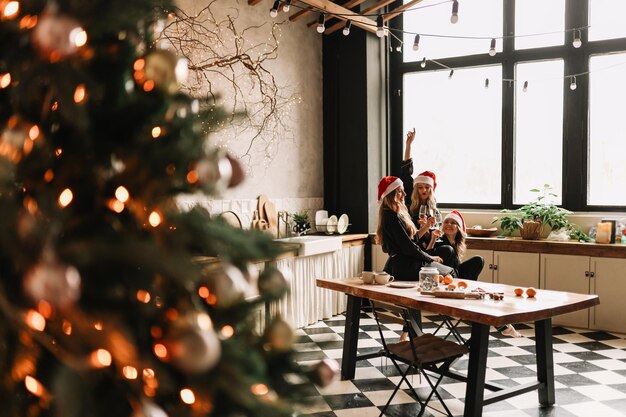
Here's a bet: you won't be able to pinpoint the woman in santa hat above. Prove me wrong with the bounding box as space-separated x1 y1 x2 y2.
400 128 454 264
425 210 484 281
375 176 453 280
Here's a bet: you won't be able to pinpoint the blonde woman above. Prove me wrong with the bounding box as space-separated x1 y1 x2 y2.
376 176 452 281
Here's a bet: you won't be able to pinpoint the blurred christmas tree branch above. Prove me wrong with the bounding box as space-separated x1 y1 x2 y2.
159 0 301 169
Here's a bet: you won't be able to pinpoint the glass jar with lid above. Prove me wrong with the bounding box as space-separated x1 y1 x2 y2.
419 266 438 291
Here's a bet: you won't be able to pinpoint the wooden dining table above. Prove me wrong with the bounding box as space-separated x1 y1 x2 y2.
316 278 599 417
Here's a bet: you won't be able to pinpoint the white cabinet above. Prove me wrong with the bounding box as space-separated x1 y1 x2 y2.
540 254 626 333
465 249 540 287
540 254 590 329
590 257 626 333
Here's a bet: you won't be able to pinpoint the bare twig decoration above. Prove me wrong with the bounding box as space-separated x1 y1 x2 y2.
159 0 300 169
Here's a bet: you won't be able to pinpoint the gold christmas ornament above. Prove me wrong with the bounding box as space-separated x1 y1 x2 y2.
23 257 81 308
226 153 245 188
135 50 187 94
263 317 294 352
310 359 341 387
195 149 232 192
31 12 86 61
257 267 289 299
157 312 221 374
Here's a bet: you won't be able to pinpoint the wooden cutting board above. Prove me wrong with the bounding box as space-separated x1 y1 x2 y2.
420 290 482 300
263 200 278 237
257 194 269 222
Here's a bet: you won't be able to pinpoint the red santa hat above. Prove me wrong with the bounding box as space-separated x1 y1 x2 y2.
444 210 465 233
377 176 403 201
414 170 437 190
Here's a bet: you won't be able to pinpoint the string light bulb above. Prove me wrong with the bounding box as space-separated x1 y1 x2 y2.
342 20 351 36
412 34 420 51
376 15 385 38
282 0 292 12
396 44 402 52
269 1 279 18
448 69 454 79
2 1 19 19
523 80 529 92
489 38 497 56
485 78 489 89
316 14 325 34
572 29 582 48
421 57 426 68
570 75 577 90
450 0 459 24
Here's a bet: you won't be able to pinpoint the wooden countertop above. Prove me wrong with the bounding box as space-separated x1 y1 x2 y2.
466 237 626 258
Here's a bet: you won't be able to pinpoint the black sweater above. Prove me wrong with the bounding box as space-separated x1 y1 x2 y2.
381 208 432 280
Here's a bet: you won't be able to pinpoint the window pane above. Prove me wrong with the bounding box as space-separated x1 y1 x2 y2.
402 0 502 62
403 65 502 205
515 0 565 50
588 53 626 206
589 0 626 41
513 60 564 205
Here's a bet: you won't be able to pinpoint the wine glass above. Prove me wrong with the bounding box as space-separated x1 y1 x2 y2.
418 205 428 220
432 211 443 242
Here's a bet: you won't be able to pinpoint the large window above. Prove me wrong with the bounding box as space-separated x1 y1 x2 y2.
391 0 626 211
403 65 502 204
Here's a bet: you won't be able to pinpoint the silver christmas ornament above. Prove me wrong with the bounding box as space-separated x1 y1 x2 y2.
23 258 81 308
31 13 84 60
257 267 289 299
158 312 221 374
203 262 253 308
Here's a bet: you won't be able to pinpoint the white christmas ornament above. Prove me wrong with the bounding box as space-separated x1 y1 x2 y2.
23 258 81 308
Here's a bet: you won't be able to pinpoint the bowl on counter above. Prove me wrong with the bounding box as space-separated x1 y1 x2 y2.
466 227 498 237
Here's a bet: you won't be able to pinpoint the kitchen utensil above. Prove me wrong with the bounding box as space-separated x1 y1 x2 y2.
263 200 278 237
387 282 417 289
257 194 269 222
219 211 242 229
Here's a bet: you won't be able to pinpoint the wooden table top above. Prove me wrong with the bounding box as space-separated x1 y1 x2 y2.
316 278 600 327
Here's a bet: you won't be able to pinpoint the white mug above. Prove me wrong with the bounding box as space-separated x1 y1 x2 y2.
361 271 375 285
375 272 395 285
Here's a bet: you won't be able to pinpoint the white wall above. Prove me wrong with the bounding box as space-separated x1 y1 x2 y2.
175 0 324 229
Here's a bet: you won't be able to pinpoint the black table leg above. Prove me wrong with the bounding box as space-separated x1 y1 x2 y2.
341 295 362 380
535 318 555 406
464 322 490 417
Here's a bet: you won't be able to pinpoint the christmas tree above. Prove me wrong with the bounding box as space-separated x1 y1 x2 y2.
0 1 336 416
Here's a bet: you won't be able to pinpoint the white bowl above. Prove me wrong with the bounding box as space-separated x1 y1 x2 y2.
315 210 329 225
325 215 338 234
337 214 349 234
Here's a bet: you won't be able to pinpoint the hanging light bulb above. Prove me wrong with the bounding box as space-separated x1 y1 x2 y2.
448 69 454 79
489 38 497 56
270 1 280 18
316 14 326 34
412 34 420 51
485 78 490 89
450 0 459 24
570 75 577 90
572 29 582 48
282 0 292 12
523 80 529 92
376 15 385 38
342 20 351 36
421 57 426 68
396 44 402 52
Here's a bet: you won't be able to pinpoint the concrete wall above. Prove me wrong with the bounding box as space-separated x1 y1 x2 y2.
175 0 324 229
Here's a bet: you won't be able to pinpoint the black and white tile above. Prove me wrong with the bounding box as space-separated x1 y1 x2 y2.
294 313 626 417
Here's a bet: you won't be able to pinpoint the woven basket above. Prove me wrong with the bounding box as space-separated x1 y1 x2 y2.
520 220 544 240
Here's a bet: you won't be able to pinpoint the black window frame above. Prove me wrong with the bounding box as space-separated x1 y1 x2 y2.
389 0 626 212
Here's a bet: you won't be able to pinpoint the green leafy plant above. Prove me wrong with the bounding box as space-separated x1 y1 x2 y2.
291 211 310 225
493 185 590 241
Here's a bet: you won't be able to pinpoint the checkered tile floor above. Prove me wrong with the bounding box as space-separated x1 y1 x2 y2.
294 312 626 417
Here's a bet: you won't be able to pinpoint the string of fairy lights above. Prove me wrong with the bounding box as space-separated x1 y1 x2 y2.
267 0 626 91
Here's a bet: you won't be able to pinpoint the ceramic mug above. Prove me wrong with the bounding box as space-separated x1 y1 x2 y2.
374 272 395 285
361 271 375 285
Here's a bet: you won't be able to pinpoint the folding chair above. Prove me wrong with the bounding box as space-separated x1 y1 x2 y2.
371 301 468 417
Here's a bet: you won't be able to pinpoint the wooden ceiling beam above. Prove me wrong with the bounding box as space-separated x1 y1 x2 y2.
323 0 394 34
295 0 378 34
248 0 264 5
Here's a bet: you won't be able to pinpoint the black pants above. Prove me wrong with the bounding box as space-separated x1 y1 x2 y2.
457 256 484 281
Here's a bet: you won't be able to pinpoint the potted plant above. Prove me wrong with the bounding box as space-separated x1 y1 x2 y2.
291 211 311 236
492 185 590 241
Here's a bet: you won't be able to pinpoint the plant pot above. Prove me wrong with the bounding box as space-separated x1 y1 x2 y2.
520 220 543 240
